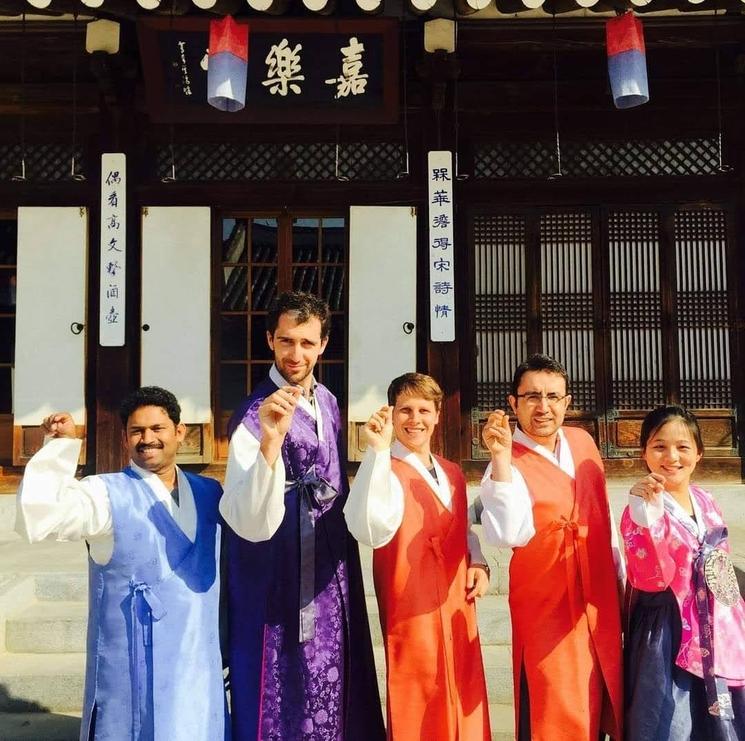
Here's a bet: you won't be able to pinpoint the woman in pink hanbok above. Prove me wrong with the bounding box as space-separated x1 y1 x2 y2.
621 406 745 741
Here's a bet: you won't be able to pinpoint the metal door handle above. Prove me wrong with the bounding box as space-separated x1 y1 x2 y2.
142 324 150 331
70 322 84 335
402 322 415 335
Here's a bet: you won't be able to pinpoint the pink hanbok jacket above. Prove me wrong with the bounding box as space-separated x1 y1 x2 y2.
621 484 745 686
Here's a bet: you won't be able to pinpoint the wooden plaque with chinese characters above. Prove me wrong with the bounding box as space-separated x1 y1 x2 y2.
138 18 398 125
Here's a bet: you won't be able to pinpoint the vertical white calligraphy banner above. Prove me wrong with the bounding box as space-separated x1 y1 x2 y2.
428 151 455 342
99 153 126 346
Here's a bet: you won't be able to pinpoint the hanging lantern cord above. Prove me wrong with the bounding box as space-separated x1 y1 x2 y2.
162 0 178 183
549 12 563 180
12 12 27 182
70 11 85 181
396 12 410 179
714 9 731 173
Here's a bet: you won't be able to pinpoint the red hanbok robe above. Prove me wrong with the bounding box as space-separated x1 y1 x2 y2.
373 455 491 741
510 427 623 741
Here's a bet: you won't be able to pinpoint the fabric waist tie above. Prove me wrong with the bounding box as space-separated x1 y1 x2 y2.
552 516 590 625
692 526 734 720
129 580 167 738
292 471 338 643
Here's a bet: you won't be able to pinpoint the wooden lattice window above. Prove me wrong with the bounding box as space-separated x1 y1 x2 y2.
217 214 347 458
675 209 733 409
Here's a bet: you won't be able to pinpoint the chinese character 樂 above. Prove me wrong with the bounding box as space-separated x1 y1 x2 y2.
431 168 451 181
434 304 452 319
263 38 304 96
325 36 369 99
432 214 450 229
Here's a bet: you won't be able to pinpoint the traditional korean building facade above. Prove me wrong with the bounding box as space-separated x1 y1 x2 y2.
0 0 743 481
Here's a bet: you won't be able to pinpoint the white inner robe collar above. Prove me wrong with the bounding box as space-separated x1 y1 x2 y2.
513 426 575 480
662 487 705 541
391 440 453 511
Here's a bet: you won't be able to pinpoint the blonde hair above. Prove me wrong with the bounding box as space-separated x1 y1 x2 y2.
387 373 443 411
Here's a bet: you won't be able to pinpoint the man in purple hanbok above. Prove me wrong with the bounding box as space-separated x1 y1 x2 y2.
220 291 384 741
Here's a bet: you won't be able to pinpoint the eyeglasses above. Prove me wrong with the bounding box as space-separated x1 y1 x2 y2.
514 392 569 406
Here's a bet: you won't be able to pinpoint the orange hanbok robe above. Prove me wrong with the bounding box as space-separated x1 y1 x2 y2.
373 455 491 741
510 427 623 741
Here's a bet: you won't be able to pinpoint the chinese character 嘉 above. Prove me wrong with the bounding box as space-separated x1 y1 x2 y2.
325 36 369 99
263 38 304 96
434 281 453 294
432 214 450 229
433 258 451 272
434 304 452 318
432 168 450 181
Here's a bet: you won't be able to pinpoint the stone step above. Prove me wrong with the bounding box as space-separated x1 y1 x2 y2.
6 602 87 654
34 574 87 603
0 653 86 713
365 593 511 647
0 712 82 741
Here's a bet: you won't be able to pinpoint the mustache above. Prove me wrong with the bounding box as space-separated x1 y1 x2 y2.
136 443 164 452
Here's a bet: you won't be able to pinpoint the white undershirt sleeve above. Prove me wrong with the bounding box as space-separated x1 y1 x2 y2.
219 423 287 543
15 437 112 544
478 462 536 547
344 448 404 549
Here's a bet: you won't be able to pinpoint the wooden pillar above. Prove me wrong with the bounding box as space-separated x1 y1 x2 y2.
91 75 137 473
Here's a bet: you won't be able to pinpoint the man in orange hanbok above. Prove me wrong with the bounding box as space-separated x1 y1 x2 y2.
345 372 491 740
479 354 624 741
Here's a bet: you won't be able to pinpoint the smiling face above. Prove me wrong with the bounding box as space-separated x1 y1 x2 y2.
124 405 185 474
642 418 702 493
267 313 328 391
508 370 571 448
392 392 440 459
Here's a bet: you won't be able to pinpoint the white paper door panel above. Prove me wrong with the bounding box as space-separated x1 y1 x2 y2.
14 207 88 426
348 206 417 421
141 207 211 424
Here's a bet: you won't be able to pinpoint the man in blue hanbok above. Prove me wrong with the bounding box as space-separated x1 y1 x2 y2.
221 291 384 741
16 387 227 741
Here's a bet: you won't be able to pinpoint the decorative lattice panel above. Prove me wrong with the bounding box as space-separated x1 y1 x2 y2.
473 214 527 411
155 141 405 182
675 209 733 409
540 212 596 411
607 211 665 410
474 138 723 179
0 144 85 182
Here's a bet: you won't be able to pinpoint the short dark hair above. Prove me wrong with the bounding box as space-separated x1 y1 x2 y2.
510 354 570 398
639 405 704 455
266 291 331 339
387 372 443 411
119 386 181 427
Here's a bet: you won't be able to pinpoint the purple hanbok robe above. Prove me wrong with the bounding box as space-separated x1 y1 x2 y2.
226 377 384 741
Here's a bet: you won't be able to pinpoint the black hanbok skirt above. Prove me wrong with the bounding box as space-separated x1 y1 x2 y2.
625 588 745 741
